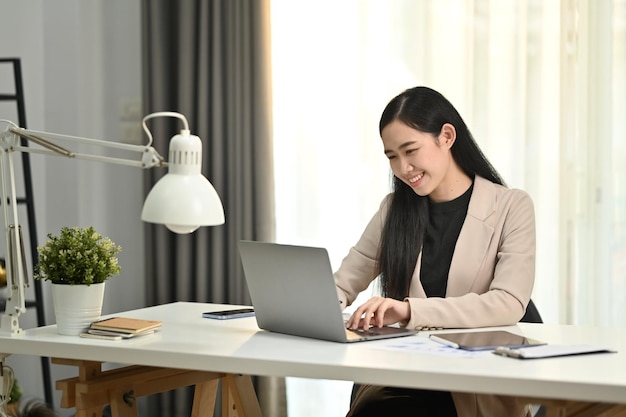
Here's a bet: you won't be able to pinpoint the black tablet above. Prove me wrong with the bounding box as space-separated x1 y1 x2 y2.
429 330 546 351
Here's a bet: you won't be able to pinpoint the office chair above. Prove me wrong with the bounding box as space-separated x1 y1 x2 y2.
349 299 545 416
520 298 542 323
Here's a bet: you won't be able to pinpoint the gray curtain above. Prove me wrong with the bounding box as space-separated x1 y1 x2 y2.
141 1 285 416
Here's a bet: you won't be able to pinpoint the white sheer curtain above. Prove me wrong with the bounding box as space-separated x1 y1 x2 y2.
271 1 626 416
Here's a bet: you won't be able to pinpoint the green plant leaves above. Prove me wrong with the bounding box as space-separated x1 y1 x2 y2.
34 226 122 285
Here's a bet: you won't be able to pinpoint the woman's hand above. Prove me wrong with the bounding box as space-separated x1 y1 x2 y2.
346 297 411 330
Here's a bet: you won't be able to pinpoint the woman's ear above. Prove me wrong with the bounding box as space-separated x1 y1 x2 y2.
439 123 456 149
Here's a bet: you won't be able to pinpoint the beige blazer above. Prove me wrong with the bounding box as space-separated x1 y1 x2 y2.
334 175 536 417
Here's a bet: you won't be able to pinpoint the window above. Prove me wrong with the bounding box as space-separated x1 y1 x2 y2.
271 1 626 415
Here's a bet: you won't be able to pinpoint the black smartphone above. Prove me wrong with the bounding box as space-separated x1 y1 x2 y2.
202 308 255 320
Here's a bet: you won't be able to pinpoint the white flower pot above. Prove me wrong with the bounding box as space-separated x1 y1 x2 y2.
51 282 105 336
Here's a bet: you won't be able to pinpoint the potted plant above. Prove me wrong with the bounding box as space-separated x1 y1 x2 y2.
34 226 122 335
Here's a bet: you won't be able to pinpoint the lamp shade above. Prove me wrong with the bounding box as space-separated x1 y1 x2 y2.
141 130 225 234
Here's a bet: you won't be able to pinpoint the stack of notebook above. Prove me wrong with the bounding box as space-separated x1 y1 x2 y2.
80 317 162 340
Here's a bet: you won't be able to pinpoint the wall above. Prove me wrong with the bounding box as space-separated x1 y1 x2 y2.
0 0 144 413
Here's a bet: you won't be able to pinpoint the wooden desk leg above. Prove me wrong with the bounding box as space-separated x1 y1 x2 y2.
52 358 263 417
53 358 105 417
75 407 106 417
192 379 219 417
109 384 138 417
222 374 263 417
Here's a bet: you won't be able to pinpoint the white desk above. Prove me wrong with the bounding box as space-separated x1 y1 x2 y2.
2 302 626 417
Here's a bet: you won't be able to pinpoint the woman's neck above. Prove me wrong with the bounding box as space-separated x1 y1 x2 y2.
428 163 473 203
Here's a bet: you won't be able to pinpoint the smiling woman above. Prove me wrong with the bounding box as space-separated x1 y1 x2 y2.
271 0 626 416
335 86 536 417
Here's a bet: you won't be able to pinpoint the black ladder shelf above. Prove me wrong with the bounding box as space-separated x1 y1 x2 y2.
0 57 53 407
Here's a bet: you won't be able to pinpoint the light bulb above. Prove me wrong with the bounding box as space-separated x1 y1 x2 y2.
166 224 200 234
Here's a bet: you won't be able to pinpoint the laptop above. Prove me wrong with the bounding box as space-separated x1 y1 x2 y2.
237 240 419 343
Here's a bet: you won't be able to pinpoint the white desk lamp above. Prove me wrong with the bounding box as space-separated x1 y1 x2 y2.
0 112 225 336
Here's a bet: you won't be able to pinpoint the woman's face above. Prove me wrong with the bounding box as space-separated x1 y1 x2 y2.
381 120 457 202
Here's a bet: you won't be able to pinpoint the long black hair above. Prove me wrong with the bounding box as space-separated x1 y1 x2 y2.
377 86 505 300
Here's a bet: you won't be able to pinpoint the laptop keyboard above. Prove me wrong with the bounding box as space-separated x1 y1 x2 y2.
345 328 383 340
353 328 382 336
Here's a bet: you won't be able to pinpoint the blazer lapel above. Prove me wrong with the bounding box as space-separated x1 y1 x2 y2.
446 176 496 297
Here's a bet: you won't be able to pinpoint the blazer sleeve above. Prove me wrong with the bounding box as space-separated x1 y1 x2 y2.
334 195 390 308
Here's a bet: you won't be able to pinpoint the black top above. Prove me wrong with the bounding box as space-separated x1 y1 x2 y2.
420 182 474 298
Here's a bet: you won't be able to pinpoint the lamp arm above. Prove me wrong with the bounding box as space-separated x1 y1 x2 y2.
6 126 166 168
0 135 27 335
0 112 191 336
0 122 162 336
